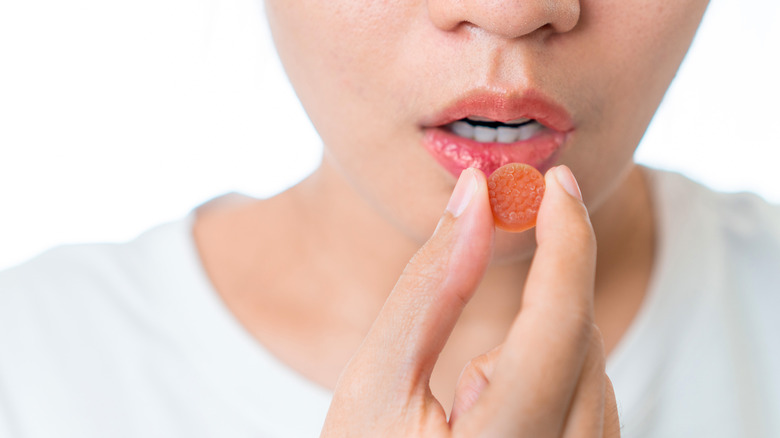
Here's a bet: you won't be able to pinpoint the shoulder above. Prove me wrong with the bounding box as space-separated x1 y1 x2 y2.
615 169 780 436
647 167 780 258
645 167 780 326
0 217 206 346
647 168 780 361
0 192 254 301
0 218 197 301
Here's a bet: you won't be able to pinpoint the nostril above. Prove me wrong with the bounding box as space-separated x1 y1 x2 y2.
428 0 581 39
427 1 466 32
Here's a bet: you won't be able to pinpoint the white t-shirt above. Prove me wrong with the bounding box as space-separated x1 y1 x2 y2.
1 169 779 437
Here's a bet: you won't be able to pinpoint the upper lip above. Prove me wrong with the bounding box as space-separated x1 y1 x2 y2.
422 88 575 133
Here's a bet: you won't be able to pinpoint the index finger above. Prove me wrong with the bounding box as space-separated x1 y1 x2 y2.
343 168 496 392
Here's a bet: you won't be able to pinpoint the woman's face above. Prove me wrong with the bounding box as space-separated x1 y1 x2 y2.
264 0 709 257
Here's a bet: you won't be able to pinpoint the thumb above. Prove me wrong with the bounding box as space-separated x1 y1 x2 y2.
348 167 495 392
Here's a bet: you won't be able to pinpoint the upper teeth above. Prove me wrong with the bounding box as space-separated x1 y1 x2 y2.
450 120 541 143
466 116 532 125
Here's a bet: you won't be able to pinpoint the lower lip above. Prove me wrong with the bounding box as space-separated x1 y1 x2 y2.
422 127 569 178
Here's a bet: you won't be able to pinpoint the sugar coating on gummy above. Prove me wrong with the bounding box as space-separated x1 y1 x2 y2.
487 163 545 232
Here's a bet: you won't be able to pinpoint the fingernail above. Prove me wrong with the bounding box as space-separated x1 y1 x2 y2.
446 168 478 217
554 165 583 201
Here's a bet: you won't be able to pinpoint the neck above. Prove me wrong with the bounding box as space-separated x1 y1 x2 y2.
287 158 655 343
286 157 422 319
193 156 655 394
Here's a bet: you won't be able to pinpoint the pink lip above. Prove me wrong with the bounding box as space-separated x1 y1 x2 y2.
421 90 574 178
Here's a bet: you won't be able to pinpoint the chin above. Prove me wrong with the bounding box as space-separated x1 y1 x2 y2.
490 229 538 266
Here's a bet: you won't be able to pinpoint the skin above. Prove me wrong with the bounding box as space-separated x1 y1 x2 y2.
193 0 710 435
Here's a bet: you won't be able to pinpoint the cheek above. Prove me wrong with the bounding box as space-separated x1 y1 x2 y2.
266 2 418 134
561 0 709 206
265 1 427 179
265 1 454 241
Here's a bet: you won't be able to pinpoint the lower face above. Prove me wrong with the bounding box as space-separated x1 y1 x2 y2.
264 0 710 260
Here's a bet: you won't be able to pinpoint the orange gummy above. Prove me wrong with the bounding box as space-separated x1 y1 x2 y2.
487 163 545 232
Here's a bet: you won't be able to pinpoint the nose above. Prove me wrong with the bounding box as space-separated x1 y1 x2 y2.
427 0 581 39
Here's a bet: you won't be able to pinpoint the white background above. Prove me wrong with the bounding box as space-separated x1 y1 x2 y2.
0 0 778 270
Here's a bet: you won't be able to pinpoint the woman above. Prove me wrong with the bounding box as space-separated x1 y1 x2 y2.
1 0 779 437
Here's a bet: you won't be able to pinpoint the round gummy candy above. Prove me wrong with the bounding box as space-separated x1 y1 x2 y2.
487 163 545 232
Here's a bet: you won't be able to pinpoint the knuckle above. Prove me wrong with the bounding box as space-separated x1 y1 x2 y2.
402 246 449 288
463 353 490 377
559 304 595 339
542 307 597 355
459 359 483 385
589 323 606 352
400 264 445 289
585 324 607 372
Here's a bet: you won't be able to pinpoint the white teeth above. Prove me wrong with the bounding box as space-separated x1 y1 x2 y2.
466 116 532 125
473 126 497 142
449 120 542 143
466 116 495 122
506 117 532 125
517 123 541 141
496 126 519 143
450 121 475 138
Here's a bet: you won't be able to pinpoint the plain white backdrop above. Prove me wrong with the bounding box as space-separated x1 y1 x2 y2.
1 0 778 270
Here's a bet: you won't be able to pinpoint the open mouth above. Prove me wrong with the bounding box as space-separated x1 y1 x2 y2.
421 90 574 178
445 116 544 144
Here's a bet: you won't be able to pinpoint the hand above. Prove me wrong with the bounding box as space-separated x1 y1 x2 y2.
320 166 620 437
